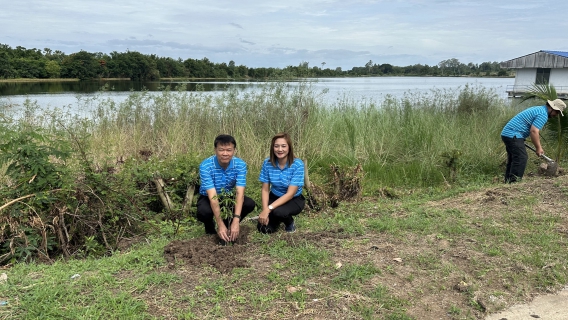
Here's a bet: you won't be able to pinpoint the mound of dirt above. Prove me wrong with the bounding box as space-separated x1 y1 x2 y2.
163 225 253 273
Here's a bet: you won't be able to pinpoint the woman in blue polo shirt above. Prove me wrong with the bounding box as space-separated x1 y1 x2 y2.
257 133 305 233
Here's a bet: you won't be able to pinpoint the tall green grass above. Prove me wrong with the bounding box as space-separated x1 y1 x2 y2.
2 81 535 189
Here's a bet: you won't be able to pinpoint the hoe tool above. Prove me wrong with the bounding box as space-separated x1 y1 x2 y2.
524 143 558 175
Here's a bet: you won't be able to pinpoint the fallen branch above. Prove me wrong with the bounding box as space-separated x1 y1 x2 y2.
153 174 174 211
0 193 36 212
0 189 63 212
182 185 195 213
304 159 312 189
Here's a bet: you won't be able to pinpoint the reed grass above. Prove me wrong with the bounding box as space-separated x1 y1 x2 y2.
2 81 534 189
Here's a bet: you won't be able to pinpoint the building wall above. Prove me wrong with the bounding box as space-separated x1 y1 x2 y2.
550 69 568 91
514 69 536 86
514 68 568 90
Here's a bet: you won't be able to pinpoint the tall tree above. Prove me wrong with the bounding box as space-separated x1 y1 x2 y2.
0 51 13 78
45 60 61 78
365 60 373 74
60 50 99 80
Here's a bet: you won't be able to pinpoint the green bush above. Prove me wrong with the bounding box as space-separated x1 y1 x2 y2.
0 121 150 263
122 152 202 219
0 124 72 262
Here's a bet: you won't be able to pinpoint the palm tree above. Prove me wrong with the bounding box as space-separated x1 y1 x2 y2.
519 84 567 162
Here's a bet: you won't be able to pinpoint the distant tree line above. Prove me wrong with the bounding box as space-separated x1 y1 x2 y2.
0 43 509 81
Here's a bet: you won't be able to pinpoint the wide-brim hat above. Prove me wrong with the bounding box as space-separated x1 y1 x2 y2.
547 99 566 116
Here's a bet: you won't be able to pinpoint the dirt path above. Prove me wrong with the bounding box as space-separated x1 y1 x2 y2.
485 286 568 320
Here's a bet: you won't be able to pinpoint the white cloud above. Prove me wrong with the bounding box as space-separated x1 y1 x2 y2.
1 0 567 69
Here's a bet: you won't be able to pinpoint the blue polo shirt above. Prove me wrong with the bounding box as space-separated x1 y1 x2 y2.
199 155 248 196
259 158 304 197
501 105 548 139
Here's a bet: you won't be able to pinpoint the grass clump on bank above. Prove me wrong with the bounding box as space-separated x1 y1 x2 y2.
50 81 522 187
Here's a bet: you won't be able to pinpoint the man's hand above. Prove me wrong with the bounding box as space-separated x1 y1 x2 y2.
217 224 230 242
258 209 270 226
536 146 544 157
229 220 240 241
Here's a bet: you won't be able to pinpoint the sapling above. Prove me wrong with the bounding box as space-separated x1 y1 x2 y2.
214 188 236 245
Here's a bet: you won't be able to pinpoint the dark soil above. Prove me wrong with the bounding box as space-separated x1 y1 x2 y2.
163 225 253 273
162 226 353 274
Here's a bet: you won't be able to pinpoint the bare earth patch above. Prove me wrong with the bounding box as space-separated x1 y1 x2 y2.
163 225 253 273
151 175 568 319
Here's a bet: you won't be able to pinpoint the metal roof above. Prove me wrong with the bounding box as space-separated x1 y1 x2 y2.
500 50 568 69
541 50 568 58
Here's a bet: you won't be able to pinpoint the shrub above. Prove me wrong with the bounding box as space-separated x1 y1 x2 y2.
0 122 149 263
0 124 72 262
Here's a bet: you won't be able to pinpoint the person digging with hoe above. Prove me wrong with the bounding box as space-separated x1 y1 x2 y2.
501 98 566 183
196 134 256 242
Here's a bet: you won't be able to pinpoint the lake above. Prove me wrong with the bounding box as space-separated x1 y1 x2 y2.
0 77 514 112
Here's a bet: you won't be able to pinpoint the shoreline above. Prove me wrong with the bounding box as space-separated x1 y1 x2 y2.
0 78 132 83
0 78 80 83
0 75 515 83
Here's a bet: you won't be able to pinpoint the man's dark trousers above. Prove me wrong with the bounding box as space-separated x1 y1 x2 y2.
196 195 256 233
502 136 528 183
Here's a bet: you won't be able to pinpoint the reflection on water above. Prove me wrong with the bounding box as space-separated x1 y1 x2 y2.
0 77 514 114
0 79 260 95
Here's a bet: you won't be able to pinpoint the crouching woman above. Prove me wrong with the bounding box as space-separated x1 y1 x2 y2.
258 133 305 233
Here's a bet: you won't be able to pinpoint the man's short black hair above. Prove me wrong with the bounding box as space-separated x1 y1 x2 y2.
214 134 237 148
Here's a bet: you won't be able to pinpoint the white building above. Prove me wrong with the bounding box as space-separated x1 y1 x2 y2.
500 50 568 98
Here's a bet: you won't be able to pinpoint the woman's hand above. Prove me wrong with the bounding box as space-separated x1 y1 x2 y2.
258 209 270 226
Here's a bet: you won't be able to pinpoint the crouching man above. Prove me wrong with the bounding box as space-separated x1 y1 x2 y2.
196 134 256 241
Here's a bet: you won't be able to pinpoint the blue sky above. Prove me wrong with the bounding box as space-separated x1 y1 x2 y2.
2 0 567 69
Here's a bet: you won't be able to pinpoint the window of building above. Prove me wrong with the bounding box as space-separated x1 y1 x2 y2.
536 68 551 84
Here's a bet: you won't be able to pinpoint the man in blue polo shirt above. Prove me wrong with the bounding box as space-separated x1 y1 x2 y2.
196 134 256 241
501 99 566 183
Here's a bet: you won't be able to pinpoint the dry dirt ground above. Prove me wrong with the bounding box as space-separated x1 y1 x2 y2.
158 174 568 319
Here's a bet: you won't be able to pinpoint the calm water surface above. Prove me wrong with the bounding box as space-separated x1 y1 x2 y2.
0 77 513 112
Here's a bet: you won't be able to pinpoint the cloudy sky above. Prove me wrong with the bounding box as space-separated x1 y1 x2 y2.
2 0 567 70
